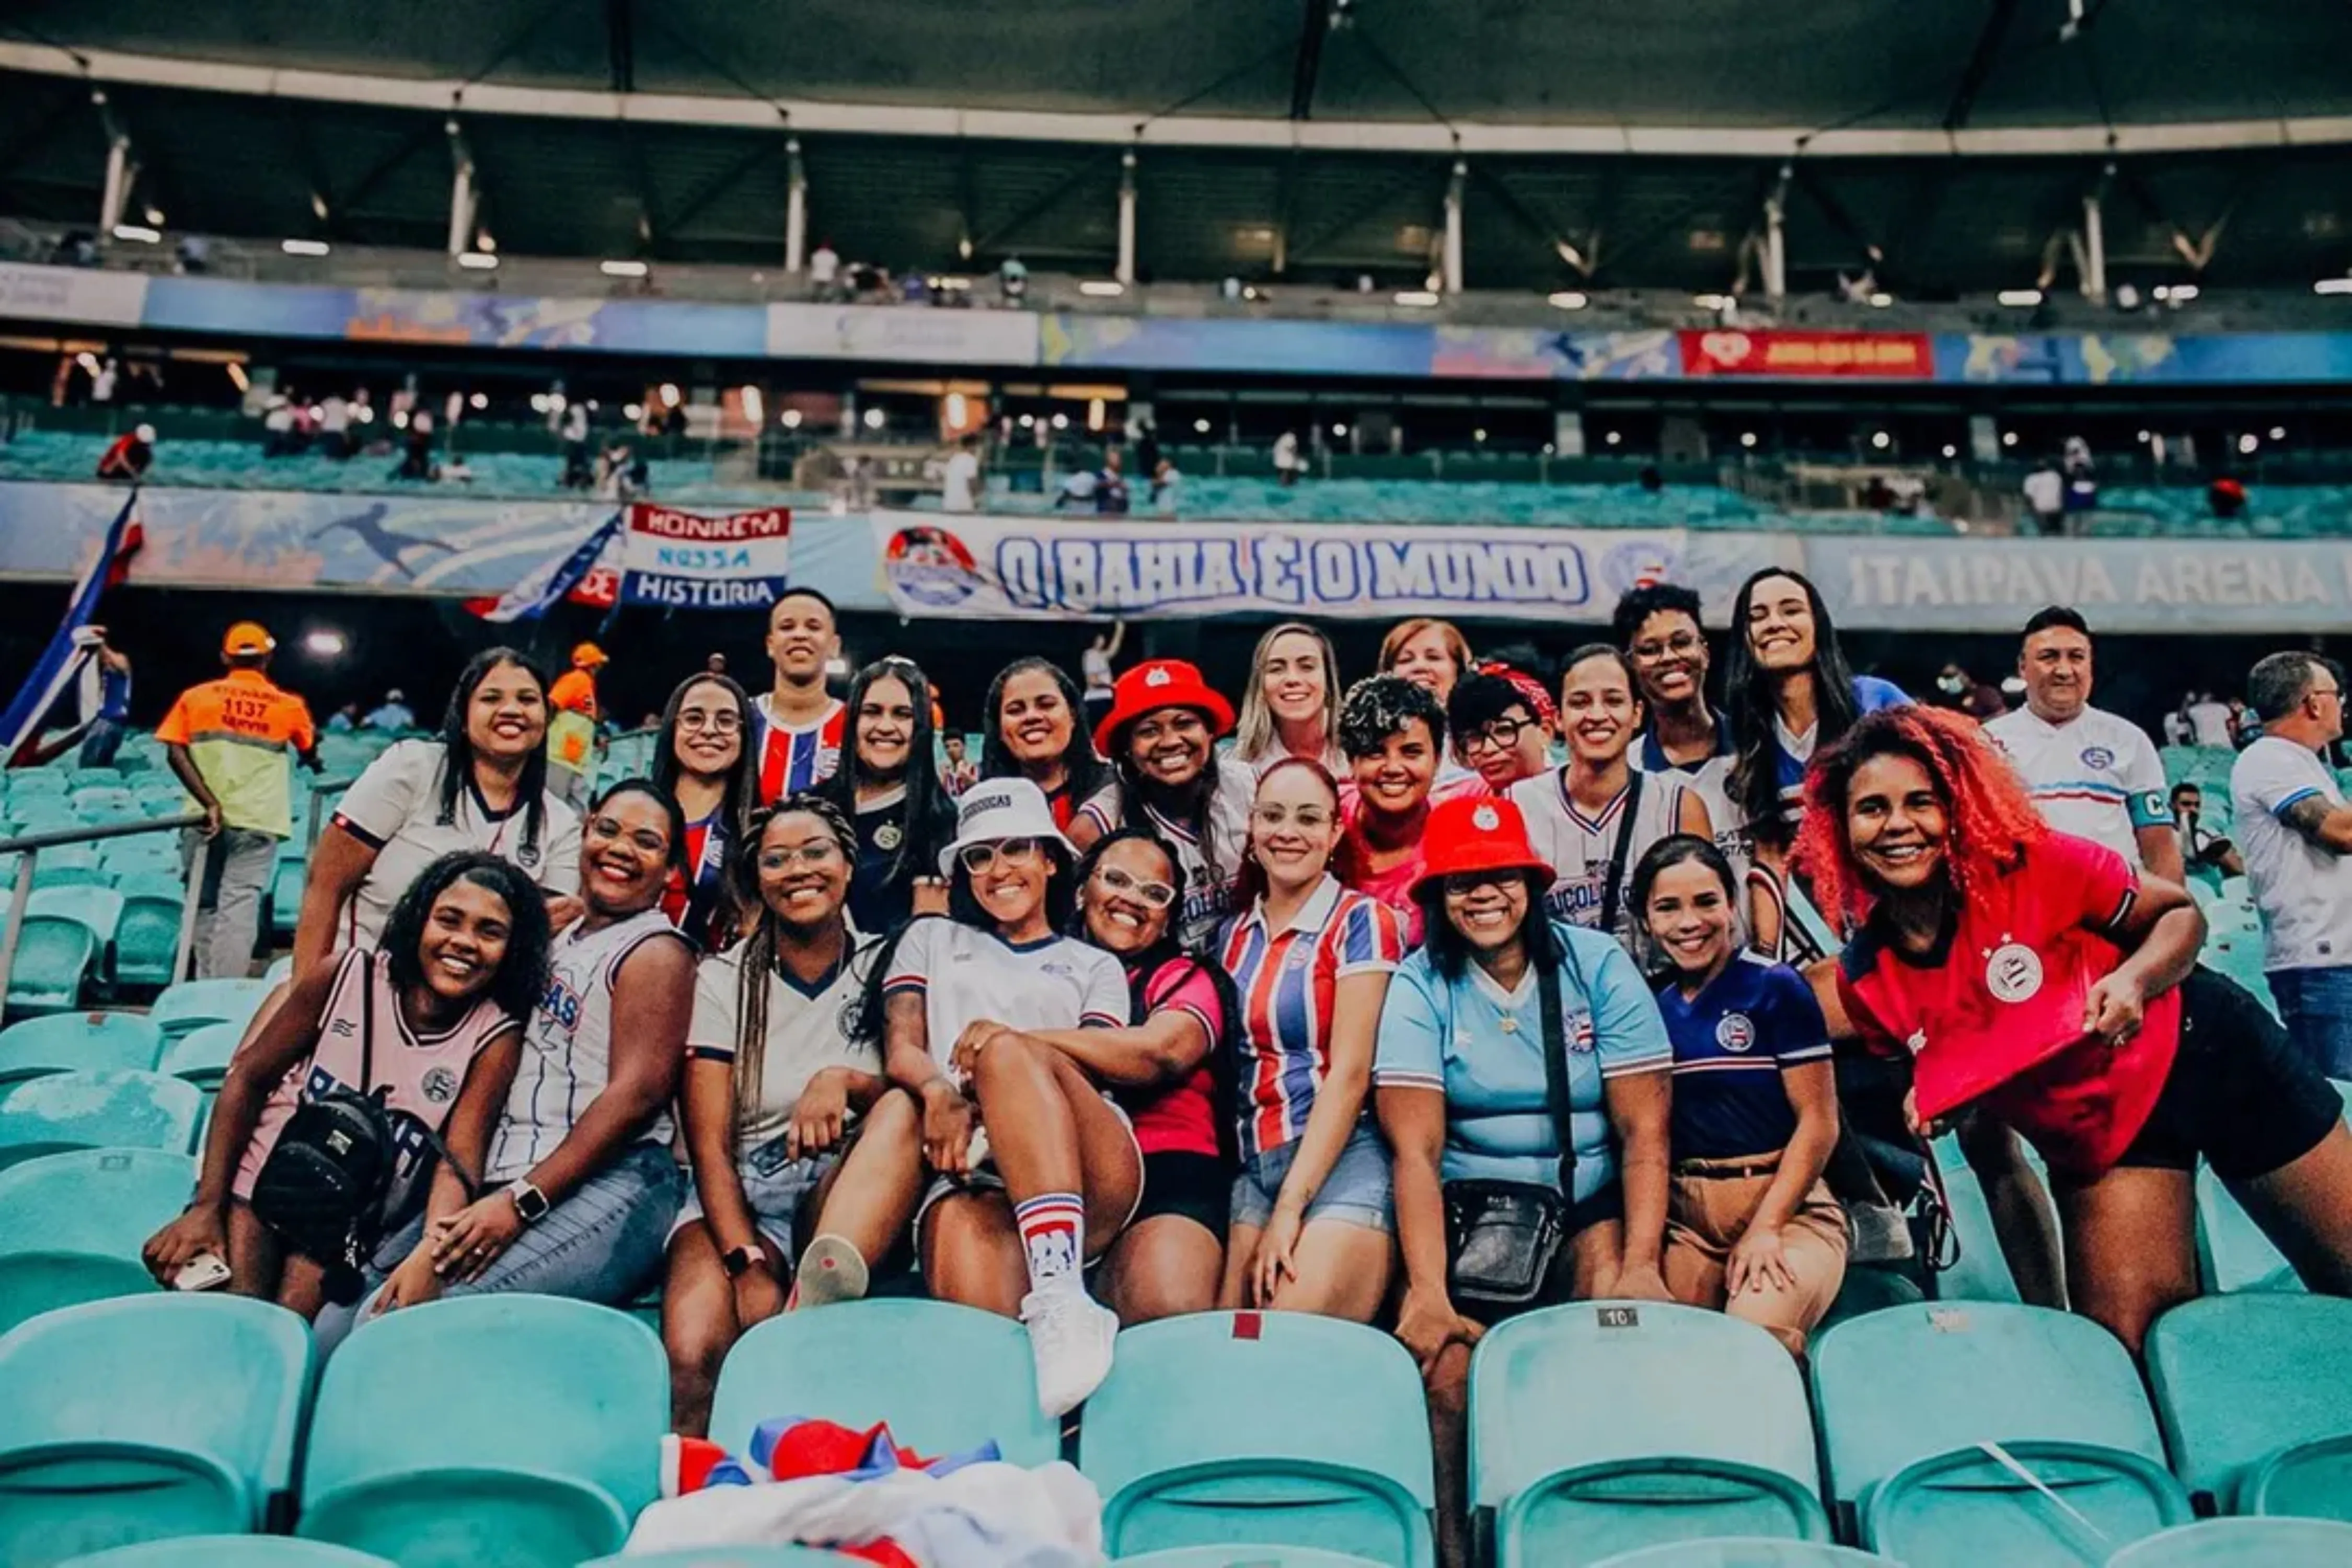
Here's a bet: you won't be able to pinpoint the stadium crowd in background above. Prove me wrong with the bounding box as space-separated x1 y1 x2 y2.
129 576 2352 1563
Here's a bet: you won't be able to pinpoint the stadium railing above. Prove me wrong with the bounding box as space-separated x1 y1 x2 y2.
0 813 206 1005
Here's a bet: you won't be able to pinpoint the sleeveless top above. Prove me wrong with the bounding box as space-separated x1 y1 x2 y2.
233 949 517 1200
487 906 687 1182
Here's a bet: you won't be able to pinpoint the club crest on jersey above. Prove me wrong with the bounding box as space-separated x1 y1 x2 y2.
874 821 903 851
2080 745 2116 770
518 841 540 869
1715 1011 1756 1053
421 1066 459 1104
1906 1028 1927 1056
1569 1012 1596 1053
1985 940 2044 1004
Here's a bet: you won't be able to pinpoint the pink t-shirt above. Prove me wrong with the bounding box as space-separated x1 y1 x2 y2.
233 949 520 1200
1122 955 1228 1159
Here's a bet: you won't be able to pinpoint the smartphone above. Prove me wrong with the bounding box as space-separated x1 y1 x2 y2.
172 1252 233 1292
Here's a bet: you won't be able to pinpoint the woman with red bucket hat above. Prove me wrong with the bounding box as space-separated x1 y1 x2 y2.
1069 658 1258 948
1375 792 1676 1568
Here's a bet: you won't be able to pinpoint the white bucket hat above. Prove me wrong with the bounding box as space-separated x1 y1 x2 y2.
938 775 1075 876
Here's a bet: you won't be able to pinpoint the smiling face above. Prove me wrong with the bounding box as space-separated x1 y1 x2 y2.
962 835 1051 931
1351 718 1438 817
670 677 743 782
1081 836 1178 957
1560 654 1641 767
1459 704 1551 792
998 666 1074 767
765 593 839 689
1387 625 1463 703
1126 706 1213 789
467 659 549 765
1259 630 1330 727
1642 857 1736 981
580 790 676 915
1744 574 1819 675
2021 625 2093 723
1845 752 1950 895
1628 608 1709 710
1443 870 1531 954
854 673 916 781
1249 765 1342 890
416 876 515 1005
755 809 851 932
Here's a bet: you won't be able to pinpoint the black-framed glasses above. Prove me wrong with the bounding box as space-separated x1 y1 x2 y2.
1442 869 1517 896
1461 715 1532 753
1629 630 1704 665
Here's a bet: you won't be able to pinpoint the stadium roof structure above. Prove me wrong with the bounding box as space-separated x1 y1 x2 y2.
1 0 2348 298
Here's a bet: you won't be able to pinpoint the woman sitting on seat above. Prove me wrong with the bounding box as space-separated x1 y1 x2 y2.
143 851 551 1318
650 670 757 953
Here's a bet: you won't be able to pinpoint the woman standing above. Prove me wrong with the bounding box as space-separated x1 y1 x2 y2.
869 778 1140 1415
1446 666 1557 797
818 657 956 937
1800 705 2352 1353
1335 674 1451 946
651 671 757 952
1379 618 1473 708
1070 659 1256 949
662 797 902 1436
1218 759 1404 1321
979 657 1109 832
1375 794 1674 1568
1634 834 1847 1356
1233 621 1344 776
1510 645 1712 950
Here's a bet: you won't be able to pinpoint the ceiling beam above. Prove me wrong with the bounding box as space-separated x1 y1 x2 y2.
970 151 1119 256
1287 0 1329 121
1942 0 2025 133
604 0 636 95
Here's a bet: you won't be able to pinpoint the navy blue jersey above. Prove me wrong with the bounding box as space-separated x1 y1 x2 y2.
1654 951 1831 1160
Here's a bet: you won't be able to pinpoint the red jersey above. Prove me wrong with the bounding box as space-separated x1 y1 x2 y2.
1836 832 2180 1176
749 695 845 805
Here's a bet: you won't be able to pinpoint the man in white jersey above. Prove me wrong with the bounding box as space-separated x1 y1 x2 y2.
2231 651 2352 1077
750 587 847 804
1985 605 2182 882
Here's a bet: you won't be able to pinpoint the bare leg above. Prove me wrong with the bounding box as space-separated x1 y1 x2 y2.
1264 1219 1392 1322
1961 1114 2068 1310
804 1089 925 1265
2231 1120 2352 1296
971 1036 1142 1257
920 1191 1025 1318
273 1253 328 1321
1424 1339 1474 1568
1218 1221 1262 1310
224 1199 283 1301
661 1223 740 1437
1567 1219 1626 1298
1102 1215 1223 1327
2055 1166 2198 1356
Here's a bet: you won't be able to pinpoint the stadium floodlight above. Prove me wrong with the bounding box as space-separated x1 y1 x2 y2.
1691 293 1731 312
282 238 330 256
111 224 160 244
1051 412 1070 430
458 252 499 270
2269 425 2288 441
658 383 681 408
2164 283 2199 303
780 409 803 429
865 407 887 430
304 630 348 658
1547 291 1589 310
1394 290 1440 307
1867 292 1893 307
1331 422 1348 438
1941 444 1957 458
2316 277 2352 296
469 392 488 410
1870 431 1892 450
1996 288 2043 307
1194 418 1212 434
1740 432 1758 448
2239 433 2260 454
741 386 765 426
601 259 649 278
1472 428 1488 443
1079 280 1125 297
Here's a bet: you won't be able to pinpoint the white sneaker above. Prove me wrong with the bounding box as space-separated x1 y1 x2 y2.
1021 1283 1118 1417
788 1233 869 1311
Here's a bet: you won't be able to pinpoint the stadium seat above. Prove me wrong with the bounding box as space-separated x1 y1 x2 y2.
0 1148 194 1335
267 857 307 941
2144 1295 2352 1520
0 1012 164 1085
711 1298 1058 1467
264 954 294 986
2101 1517 2352 1566
1469 1302 1829 1566
0 1070 204 1170
1109 1551 1393 1567
0 1293 312 1567
1812 1303 2192 1566
6 913 102 1013
110 877 189 990
1925 1131 2028 1304
156 1023 240 1091
29 847 112 892
299 1294 668 1568
2194 1167 2302 1296
1584 1543 1903 1568
60 1540 397 1567
1080 1311 1436 1566
27 887 125 955
151 978 271 1039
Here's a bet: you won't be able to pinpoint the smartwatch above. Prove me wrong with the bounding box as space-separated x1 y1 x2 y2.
507 1179 551 1225
721 1241 765 1278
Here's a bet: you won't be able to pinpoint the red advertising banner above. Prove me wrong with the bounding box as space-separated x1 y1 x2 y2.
1679 329 1933 378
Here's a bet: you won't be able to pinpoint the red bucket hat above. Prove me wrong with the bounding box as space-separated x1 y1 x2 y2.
1410 794 1555 901
1092 658 1237 757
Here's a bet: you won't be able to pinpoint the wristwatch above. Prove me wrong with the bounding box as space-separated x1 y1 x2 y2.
506 1179 551 1225
721 1241 765 1278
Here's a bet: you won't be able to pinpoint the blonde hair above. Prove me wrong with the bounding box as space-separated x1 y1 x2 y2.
1233 621 1341 769
1377 618 1473 691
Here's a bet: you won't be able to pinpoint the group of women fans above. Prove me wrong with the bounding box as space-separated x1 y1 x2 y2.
137 570 2352 1566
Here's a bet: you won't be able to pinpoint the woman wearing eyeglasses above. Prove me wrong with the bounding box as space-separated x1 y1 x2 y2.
1219 758 1405 1321
1445 666 1557 796
652 671 758 952
818 657 957 937
866 777 1140 1415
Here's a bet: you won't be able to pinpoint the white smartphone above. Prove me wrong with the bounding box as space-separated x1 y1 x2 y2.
172 1252 233 1292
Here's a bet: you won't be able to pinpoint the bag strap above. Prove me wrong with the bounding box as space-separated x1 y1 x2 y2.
359 950 481 1203
1596 770 1645 938
1538 937 1578 1201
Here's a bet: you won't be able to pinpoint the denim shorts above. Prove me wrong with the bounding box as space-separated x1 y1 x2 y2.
2267 965 2352 1082
1230 1122 1393 1235
672 1141 836 1264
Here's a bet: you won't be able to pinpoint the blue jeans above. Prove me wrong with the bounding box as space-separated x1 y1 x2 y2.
1230 1122 1394 1235
2267 966 2352 1081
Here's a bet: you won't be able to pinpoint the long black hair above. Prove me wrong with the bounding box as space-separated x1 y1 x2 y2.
727 793 859 1147
379 849 554 1023
1724 568 1861 849
651 671 757 839
979 655 1108 805
1628 832 1738 979
438 647 553 857
852 832 1081 1047
1415 868 1565 983
819 656 956 901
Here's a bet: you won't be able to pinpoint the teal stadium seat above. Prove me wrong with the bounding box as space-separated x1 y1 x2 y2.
7 911 103 1013
0 1070 204 1171
269 857 307 940
30 846 112 892
151 978 271 1039
110 875 189 990
1110 1551 1392 1567
1812 1304 2192 1567
156 1023 240 1091
2145 1295 2352 1521
712 1297 1058 1466
2193 1082 2350 1295
0 1148 193 1335
2101 1517 2352 1566
299 1294 668 1568
27 887 126 986
0 1012 164 1086
0 1294 312 1567
1080 1311 1437 1567
1469 1302 1829 1566
1586 1543 1904 1568
61 1539 397 1567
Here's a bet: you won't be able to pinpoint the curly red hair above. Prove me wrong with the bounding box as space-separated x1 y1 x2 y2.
1792 703 2047 928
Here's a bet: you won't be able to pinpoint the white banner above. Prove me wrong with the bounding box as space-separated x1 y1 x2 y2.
620 502 792 610
765 302 1040 364
0 262 149 327
869 511 1686 621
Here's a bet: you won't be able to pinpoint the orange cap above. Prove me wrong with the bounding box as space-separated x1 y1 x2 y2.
571 642 609 668
222 621 275 658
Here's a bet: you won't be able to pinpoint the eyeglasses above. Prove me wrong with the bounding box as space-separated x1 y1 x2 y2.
1096 864 1176 909
678 709 742 734
1629 631 1704 665
1442 869 1517 897
1251 803 1336 832
960 837 1043 873
759 841 843 871
1460 715 1534 754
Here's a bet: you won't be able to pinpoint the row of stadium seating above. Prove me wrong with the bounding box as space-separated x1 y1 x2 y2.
0 1284 2347 1567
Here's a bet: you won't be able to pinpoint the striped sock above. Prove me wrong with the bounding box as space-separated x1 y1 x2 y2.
1014 1192 1086 1293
